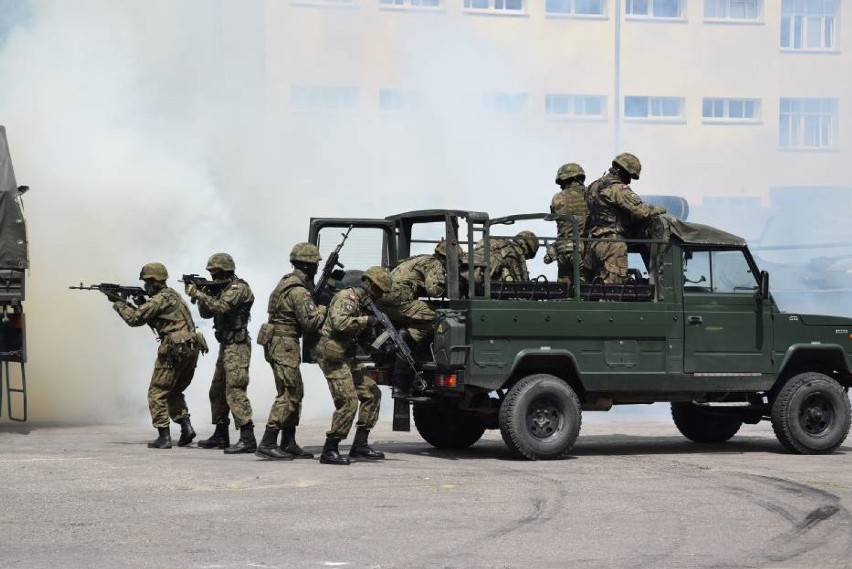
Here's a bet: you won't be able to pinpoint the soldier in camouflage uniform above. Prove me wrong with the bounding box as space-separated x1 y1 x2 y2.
255 243 327 460
471 230 539 283
381 240 460 398
544 163 588 287
314 266 392 465
584 153 666 284
111 262 206 449
185 253 257 454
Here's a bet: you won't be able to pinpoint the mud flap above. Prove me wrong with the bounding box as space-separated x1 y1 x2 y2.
393 399 410 432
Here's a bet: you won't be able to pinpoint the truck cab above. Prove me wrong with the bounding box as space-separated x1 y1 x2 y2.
308 210 852 459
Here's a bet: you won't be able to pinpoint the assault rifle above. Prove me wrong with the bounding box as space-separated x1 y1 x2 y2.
180 274 229 304
363 297 424 388
313 225 353 304
68 283 148 305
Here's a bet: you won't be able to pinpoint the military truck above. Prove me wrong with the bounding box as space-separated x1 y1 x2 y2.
306 210 852 460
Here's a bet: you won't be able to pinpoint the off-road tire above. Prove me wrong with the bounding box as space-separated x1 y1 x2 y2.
413 401 486 450
498 374 581 460
771 372 851 454
671 402 743 443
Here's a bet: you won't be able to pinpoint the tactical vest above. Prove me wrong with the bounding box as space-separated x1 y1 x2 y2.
150 287 196 340
552 182 588 240
587 173 628 237
266 272 307 336
214 278 254 344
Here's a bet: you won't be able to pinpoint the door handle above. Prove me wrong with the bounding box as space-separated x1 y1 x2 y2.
688 316 703 325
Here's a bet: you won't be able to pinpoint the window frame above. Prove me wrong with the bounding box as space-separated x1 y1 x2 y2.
778 97 839 151
780 0 840 52
463 0 528 15
682 248 761 296
701 97 762 124
703 0 764 24
378 0 444 11
625 0 686 21
544 0 607 18
623 95 686 123
544 94 608 121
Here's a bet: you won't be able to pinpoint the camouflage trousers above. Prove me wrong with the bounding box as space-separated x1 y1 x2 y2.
148 351 198 428
586 239 628 284
316 355 381 440
209 341 254 428
264 338 304 429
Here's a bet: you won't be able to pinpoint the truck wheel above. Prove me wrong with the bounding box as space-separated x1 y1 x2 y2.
413 401 486 450
671 403 742 443
771 372 851 454
498 374 581 460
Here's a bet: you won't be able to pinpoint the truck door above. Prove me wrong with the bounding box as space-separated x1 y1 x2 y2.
682 248 773 373
302 218 398 363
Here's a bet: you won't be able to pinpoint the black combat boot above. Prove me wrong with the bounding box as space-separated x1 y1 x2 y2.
224 422 257 454
148 427 172 449
280 426 314 459
255 426 293 460
349 426 385 460
319 437 350 465
177 417 196 447
197 420 230 449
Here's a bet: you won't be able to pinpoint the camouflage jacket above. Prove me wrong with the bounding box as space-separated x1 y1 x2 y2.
265 269 326 338
550 181 588 240
471 238 529 282
196 277 254 344
114 287 195 344
390 254 446 300
319 286 370 343
586 172 661 238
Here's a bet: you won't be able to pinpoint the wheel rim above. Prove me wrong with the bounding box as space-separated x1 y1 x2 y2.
526 397 561 439
798 392 835 436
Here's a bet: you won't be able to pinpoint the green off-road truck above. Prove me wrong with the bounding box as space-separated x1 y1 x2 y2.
306 209 852 460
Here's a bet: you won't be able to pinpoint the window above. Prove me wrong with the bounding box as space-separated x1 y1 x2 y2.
545 94 606 119
626 0 684 18
702 98 761 122
704 0 762 21
482 92 528 114
379 0 441 8
464 0 524 13
781 0 838 51
683 250 758 294
290 85 359 111
624 96 684 121
545 0 605 16
779 98 838 149
379 88 420 112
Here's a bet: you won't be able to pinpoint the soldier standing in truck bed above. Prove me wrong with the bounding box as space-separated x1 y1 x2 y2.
545 163 589 287
255 243 327 460
112 262 206 449
185 252 257 454
584 153 665 285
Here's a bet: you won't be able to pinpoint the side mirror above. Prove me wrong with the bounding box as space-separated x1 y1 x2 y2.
758 270 770 300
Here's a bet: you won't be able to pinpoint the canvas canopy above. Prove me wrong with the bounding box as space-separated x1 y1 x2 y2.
0 126 28 269
666 217 746 247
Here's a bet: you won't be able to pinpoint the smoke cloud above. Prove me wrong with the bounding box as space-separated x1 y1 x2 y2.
0 0 848 425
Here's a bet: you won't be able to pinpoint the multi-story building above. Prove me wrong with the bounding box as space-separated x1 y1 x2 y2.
261 0 849 209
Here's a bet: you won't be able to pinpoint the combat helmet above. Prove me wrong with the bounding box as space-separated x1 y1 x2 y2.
612 152 641 180
361 266 392 294
514 230 539 259
206 252 235 272
434 239 464 260
290 242 322 264
555 163 586 185
139 262 168 282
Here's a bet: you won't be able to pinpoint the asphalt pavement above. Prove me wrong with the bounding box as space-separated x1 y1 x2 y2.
2 418 851 569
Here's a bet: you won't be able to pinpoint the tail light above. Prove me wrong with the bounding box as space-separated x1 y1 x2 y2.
366 368 391 385
434 373 458 389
